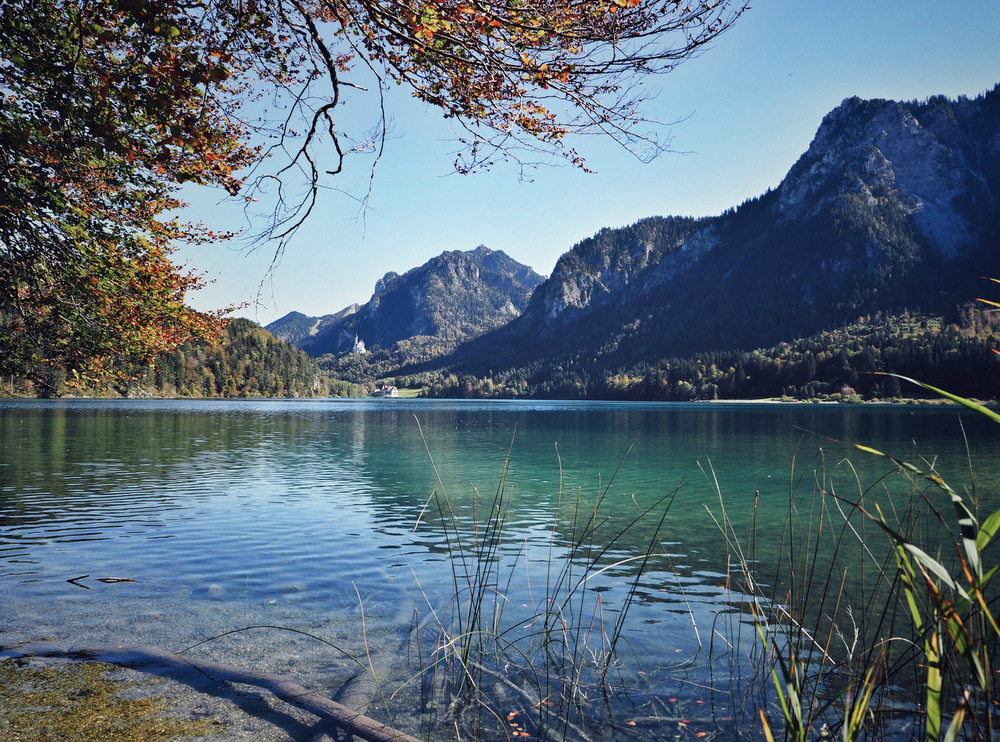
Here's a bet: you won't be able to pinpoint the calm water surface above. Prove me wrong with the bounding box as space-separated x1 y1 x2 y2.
2 399 998 737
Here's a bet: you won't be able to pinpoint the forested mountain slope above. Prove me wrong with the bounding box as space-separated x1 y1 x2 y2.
6 319 358 398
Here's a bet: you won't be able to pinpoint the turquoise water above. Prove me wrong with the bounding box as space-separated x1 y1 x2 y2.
2 399 998 739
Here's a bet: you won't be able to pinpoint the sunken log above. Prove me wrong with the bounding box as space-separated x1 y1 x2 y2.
1 641 423 742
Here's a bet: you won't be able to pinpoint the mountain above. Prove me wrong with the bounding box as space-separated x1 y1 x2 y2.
268 245 545 357
266 305 361 348
420 85 1000 385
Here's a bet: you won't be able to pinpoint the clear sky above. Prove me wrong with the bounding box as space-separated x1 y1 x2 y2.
175 0 1000 324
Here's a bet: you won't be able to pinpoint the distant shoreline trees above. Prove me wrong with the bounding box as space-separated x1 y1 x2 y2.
407 309 1000 402
3 319 361 399
6 308 998 402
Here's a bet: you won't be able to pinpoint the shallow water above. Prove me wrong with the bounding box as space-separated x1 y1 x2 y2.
2 399 998 739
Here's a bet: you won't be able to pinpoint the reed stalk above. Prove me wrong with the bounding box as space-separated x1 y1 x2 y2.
710 375 1000 741
409 419 681 740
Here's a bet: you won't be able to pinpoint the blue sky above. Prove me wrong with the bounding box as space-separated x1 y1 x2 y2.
176 0 1000 323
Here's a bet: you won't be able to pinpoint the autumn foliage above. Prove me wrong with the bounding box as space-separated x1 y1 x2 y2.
0 0 260 381
0 0 745 384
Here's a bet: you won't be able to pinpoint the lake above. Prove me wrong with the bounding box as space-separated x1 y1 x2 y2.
2 399 998 740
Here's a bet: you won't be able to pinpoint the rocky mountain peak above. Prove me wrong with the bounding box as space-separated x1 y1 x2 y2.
374 271 400 295
519 216 704 333
269 246 544 356
773 93 987 258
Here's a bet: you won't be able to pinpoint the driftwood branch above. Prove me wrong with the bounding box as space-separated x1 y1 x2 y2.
1 641 423 742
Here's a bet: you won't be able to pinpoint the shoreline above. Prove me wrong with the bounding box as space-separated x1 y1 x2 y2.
0 392 982 406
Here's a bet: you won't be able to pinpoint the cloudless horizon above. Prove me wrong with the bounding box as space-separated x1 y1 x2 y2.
176 0 1000 324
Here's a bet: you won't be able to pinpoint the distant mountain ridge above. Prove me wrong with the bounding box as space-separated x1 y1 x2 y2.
267 245 545 356
267 305 361 348
422 85 1000 383
272 85 1000 397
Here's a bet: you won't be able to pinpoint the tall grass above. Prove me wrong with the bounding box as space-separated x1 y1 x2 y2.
405 420 682 740
356 394 1000 741
710 378 1000 741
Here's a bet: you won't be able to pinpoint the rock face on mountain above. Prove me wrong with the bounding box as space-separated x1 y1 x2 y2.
516 216 715 333
773 94 994 259
268 246 545 356
523 217 703 327
467 85 1000 374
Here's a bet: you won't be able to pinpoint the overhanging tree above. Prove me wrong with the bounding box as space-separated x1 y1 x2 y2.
0 0 746 382
0 0 262 381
